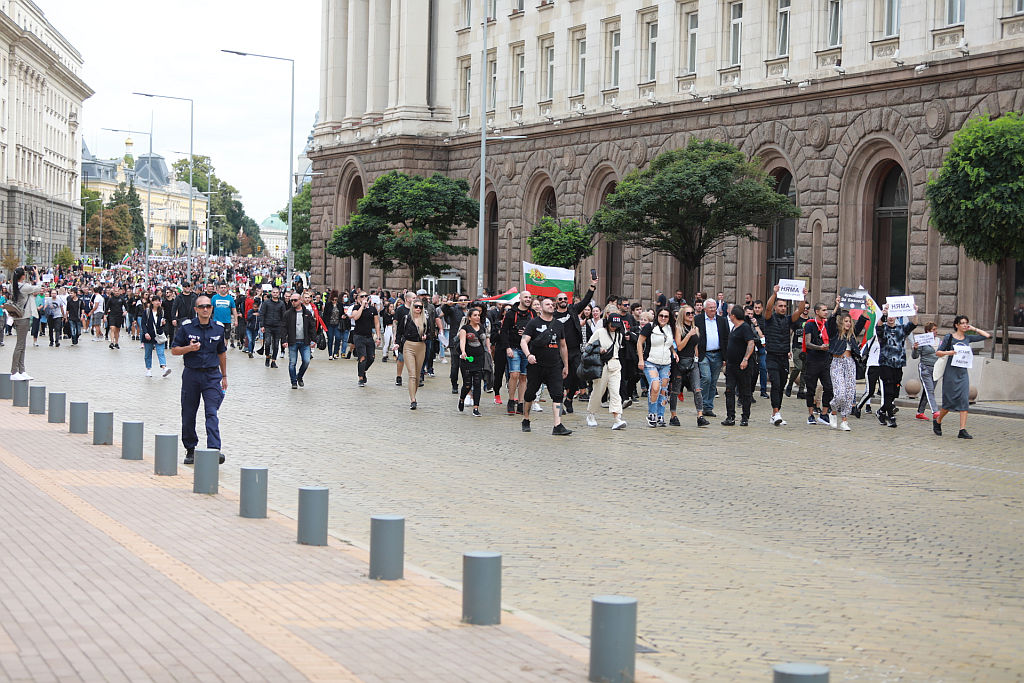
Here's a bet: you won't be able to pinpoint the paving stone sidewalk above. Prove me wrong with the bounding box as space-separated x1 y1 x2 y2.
0 401 671 683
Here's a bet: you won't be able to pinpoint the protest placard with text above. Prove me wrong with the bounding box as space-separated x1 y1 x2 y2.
914 332 935 348
776 279 805 301
886 295 916 317
951 345 974 368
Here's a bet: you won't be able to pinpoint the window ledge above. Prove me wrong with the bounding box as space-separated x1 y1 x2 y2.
456 26 471 35
870 36 900 60
1000 14 1024 38
509 10 524 18
537 1 554 10
931 24 965 50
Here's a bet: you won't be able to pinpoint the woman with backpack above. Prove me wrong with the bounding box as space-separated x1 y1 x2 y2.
7 266 42 380
585 305 627 430
457 306 491 417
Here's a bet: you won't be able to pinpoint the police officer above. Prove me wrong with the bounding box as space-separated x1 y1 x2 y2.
171 294 227 465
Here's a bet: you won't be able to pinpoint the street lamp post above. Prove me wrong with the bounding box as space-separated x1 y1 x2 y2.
134 92 194 282
222 49 294 286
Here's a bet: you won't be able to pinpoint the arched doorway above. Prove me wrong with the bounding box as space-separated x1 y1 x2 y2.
347 177 364 288
484 192 499 294
596 181 623 298
766 170 797 293
872 164 909 297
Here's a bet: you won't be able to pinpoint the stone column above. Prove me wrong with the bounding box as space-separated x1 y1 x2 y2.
392 0 431 118
364 0 390 122
386 0 402 114
344 0 369 125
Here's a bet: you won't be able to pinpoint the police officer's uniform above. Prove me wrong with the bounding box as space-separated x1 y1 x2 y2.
172 317 227 452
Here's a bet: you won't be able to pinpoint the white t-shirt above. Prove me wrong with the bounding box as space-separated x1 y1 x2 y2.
92 294 105 314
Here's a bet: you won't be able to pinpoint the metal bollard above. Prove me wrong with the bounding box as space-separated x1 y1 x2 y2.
297 487 329 545
48 392 66 423
121 422 143 460
28 385 45 414
12 379 28 407
462 551 501 625
369 515 405 580
0 372 12 399
193 450 220 494
93 412 114 445
69 402 89 434
589 595 637 683
239 467 268 519
154 434 178 476
774 663 830 683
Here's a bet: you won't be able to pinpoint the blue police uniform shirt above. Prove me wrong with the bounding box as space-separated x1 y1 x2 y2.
210 294 236 325
172 319 228 369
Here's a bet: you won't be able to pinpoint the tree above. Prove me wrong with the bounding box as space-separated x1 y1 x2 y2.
279 183 311 270
81 184 101 226
54 246 75 270
527 216 597 290
238 232 254 257
173 155 265 256
327 171 478 282
589 139 802 297
82 204 133 264
1 246 17 278
926 112 1024 362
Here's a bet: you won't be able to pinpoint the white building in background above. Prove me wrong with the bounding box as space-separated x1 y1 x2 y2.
0 0 93 264
260 214 288 257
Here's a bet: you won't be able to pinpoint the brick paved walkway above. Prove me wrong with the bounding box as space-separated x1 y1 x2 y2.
0 401 672 683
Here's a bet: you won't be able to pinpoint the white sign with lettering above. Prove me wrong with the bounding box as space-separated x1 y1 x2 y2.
777 279 804 301
886 295 916 318
914 332 935 348
951 345 974 368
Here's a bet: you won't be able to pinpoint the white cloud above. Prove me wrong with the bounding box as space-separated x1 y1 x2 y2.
41 0 320 226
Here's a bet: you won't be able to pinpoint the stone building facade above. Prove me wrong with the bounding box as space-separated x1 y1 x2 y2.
309 0 1024 327
0 0 92 264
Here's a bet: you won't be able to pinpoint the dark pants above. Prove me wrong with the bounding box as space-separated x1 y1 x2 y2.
725 362 753 420
492 345 508 397
563 352 583 402
423 339 436 374
460 366 485 406
180 367 223 451
857 366 881 409
803 355 833 410
49 317 63 345
525 364 565 404
878 365 903 416
354 333 375 379
449 349 461 388
766 352 789 411
264 327 283 360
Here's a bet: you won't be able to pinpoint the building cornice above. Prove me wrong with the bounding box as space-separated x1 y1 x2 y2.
1 14 93 101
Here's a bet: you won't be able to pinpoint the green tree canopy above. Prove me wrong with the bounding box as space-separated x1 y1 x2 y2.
279 183 311 271
82 204 133 264
54 246 75 270
327 171 478 282
926 111 1024 360
172 155 264 258
527 217 596 270
589 139 801 297
81 184 101 226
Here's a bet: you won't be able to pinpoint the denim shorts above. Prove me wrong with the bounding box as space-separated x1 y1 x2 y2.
507 348 529 373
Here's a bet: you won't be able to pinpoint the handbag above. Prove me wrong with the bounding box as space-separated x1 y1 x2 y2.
933 334 951 382
2 301 23 317
315 329 327 351
154 332 167 345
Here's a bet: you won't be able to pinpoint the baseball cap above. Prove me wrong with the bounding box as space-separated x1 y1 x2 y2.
607 314 623 329
416 288 428 295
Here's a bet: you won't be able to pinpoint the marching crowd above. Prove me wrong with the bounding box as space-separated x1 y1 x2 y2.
1 255 992 458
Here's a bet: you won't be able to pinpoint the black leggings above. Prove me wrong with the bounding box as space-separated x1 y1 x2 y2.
492 346 507 398
460 367 485 406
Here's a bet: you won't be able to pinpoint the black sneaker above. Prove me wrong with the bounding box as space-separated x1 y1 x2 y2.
183 448 195 465
697 416 710 427
506 401 516 416
740 418 749 426
271 361 278 368
410 401 417 410
516 402 524 415
760 392 769 399
266 358 271 367
291 383 298 389
888 417 898 428
703 410 716 418
451 386 459 394
806 415 816 426
864 404 872 413
933 418 942 436
396 376 402 386
521 419 531 432
957 429 973 439
564 399 573 414
472 407 481 417
851 406 861 419
878 411 888 426
785 385 793 397
552 423 572 436
297 378 304 387
797 390 806 399
219 452 226 464
669 416 680 426
358 379 366 387
750 396 756 404
458 397 465 412
721 417 736 426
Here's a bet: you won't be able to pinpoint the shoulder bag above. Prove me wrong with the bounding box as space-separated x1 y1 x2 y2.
932 334 953 382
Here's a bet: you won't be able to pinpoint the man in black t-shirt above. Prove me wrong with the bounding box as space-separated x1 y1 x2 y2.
519 297 572 436
349 291 382 387
723 305 756 426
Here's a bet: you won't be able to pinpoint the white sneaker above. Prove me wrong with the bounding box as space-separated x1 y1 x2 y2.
145 369 153 377
162 367 172 378
770 413 782 426
10 372 25 381
829 413 839 429
532 402 544 413
612 418 627 430
441 358 448 364
815 414 831 426
19 373 33 381
586 413 598 427
776 412 787 426
840 421 851 431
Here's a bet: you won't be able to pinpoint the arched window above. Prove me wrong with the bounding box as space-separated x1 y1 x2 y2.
767 170 797 294
538 186 557 219
598 181 623 296
347 178 365 288
873 165 909 297
485 192 499 293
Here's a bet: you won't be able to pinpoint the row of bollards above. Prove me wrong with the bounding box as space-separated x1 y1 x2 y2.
1 371 829 682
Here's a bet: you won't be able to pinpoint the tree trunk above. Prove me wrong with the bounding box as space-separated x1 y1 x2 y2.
1001 258 1011 363
681 261 700 304
991 262 1004 361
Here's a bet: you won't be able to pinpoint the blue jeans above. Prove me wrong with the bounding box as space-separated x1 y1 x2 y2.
246 328 256 353
757 348 768 393
644 361 672 418
327 324 343 356
699 350 723 412
68 319 81 344
288 342 311 384
144 341 167 369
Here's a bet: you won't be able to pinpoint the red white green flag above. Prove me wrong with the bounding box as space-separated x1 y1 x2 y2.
523 262 575 303
481 287 520 303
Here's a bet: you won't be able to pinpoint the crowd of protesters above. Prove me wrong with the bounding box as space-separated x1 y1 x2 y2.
1 254 992 442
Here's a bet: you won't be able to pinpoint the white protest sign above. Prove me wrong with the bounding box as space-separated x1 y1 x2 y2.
886 295 916 317
261 284 272 291
42 274 53 283
370 294 382 308
951 345 974 368
914 332 935 348
777 279 805 301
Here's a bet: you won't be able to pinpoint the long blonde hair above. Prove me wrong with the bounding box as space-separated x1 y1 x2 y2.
837 312 855 342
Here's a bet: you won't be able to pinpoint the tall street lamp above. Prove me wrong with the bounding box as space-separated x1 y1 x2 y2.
104 117 155 280
134 92 194 282
222 49 294 286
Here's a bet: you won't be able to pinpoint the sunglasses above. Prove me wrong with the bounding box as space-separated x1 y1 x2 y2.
684 311 694 316
195 304 212 309
413 305 423 309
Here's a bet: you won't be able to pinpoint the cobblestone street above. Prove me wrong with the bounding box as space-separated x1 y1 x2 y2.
8 338 1024 681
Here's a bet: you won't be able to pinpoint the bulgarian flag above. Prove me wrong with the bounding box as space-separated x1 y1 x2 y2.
523 262 575 303
481 287 520 304
849 289 881 345
120 252 131 265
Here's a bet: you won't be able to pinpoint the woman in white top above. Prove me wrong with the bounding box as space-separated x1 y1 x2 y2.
8 266 41 380
637 308 679 427
585 304 627 430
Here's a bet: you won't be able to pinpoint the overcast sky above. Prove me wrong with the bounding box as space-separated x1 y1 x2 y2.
42 0 320 226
